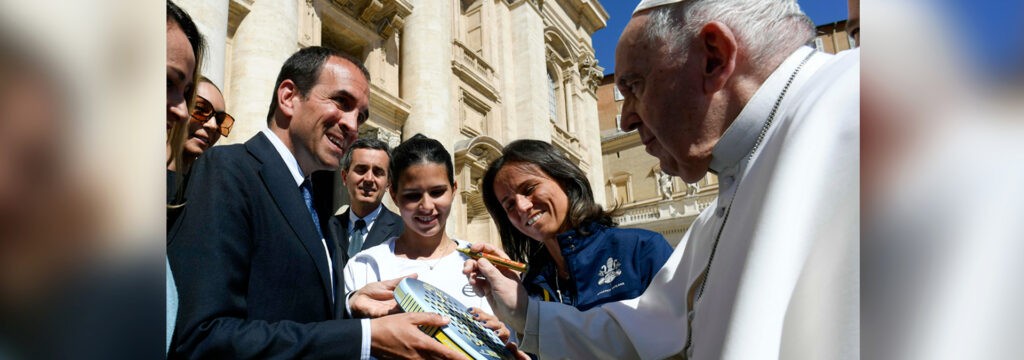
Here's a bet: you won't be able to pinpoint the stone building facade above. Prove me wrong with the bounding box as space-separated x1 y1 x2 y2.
175 0 609 247
597 20 858 246
597 77 718 247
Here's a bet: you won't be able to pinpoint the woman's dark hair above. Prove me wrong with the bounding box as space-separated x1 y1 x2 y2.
167 0 205 206
389 134 454 192
167 1 204 86
482 140 614 264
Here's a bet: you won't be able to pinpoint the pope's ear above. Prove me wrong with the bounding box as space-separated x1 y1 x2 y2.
698 22 738 94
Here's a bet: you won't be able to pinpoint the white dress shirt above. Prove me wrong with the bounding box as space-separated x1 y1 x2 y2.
349 204 382 238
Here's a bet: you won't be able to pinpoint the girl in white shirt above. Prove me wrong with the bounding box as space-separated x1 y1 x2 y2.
343 134 510 340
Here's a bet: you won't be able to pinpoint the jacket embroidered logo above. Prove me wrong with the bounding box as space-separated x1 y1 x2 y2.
597 257 623 285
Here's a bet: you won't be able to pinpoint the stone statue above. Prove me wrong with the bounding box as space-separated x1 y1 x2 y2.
656 170 673 200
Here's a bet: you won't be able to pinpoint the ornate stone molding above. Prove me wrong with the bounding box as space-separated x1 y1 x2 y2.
601 130 640 154
299 0 322 47
564 0 608 34
227 0 252 37
577 52 603 94
357 126 401 149
367 82 410 132
330 0 412 37
451 40 499 102
505 0 542 9
454 136 505 221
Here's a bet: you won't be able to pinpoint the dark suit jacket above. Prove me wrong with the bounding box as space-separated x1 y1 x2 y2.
167 132 361 359
327 206 403 314
328 206 403 266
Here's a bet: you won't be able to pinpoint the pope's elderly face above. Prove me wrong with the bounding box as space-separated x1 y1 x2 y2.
615 13 724 183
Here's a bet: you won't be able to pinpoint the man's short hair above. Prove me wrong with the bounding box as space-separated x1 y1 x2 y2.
266 46 371 125
340 137 392 178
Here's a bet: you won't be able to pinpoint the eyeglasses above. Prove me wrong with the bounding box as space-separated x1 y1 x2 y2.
191 95 234 137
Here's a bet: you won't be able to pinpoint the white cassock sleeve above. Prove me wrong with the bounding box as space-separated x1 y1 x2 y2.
520 243 693 360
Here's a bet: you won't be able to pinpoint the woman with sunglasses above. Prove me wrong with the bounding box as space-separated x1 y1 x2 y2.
167 76 233 177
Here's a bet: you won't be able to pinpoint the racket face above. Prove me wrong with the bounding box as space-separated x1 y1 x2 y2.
395 278 515 360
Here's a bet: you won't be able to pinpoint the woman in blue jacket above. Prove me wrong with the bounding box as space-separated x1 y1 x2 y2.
481 140 672 311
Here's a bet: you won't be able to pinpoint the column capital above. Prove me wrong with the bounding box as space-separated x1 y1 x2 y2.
577 52 603 94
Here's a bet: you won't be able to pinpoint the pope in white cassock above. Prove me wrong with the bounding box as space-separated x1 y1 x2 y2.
463 0 859 359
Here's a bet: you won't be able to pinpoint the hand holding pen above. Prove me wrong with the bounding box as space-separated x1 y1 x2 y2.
458 245 528 273
461 242 530 333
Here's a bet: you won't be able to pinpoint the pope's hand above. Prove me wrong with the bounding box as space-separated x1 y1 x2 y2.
350 274 416 318
462 243 528 332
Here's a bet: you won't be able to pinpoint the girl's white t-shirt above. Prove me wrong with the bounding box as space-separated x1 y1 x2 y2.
343 237 494 315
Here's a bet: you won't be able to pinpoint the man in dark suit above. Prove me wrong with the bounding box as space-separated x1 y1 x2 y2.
168 46 460 359
329 137 404 266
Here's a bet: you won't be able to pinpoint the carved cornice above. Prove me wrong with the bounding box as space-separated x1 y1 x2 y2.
601 130 641 154
367 83 410 130
565 0 608 34
331 0 412 37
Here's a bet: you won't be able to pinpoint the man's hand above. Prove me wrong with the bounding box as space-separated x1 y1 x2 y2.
351 274 416 318
462 243 529 332
369 312 464 360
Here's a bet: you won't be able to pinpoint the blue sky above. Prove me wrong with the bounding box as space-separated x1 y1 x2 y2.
592 0 850 76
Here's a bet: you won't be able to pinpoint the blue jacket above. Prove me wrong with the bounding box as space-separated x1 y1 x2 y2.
522 222 673 311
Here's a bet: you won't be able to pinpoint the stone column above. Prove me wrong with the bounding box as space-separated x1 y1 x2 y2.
509 1 549 142
582 89 606 206
176 0 229 87
494 2 518 142
224 0 298 144
563 66 578 134
400 0 453 146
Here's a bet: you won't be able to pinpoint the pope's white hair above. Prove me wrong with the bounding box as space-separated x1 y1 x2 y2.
643 0 815 68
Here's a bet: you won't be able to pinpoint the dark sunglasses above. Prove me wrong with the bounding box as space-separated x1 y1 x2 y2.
191 95 234 137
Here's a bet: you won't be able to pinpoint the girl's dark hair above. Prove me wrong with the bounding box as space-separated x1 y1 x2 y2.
482 140 614 264
389 134 454 192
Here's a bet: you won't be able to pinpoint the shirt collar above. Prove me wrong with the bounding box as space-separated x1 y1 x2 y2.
262 128 306 187
556 222 606 247
349 203 383 225
709 46 816 174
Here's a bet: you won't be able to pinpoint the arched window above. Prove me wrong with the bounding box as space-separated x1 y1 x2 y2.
548 69 558 122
